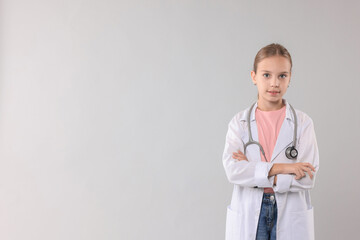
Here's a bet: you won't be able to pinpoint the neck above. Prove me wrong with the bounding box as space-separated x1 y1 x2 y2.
257 98 285 111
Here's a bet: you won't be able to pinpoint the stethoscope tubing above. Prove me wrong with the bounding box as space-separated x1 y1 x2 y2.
243 101 298 160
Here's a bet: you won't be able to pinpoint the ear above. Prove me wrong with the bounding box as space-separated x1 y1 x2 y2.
250 71 257 85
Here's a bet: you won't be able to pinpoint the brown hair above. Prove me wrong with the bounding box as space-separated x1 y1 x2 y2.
253 43 292 73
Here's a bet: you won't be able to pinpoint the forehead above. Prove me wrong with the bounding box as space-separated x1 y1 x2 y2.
257 56 291 72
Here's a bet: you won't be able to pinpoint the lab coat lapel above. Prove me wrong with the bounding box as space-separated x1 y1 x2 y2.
270 118 293 162
270 99 294 162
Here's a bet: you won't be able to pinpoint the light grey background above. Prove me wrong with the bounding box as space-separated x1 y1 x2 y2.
0 0 359 239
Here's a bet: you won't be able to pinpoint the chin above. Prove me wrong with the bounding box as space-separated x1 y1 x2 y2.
266 96 282 102
259 94 283 102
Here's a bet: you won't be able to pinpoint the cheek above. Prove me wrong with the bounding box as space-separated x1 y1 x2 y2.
258 84 267 91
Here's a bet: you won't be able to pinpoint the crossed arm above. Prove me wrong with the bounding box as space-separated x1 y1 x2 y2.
223 114 319 193
232 150 316 184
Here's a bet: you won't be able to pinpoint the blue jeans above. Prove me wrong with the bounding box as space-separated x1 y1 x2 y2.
255 192 277 240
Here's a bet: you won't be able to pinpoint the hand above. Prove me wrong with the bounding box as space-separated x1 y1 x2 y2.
232 150 248 161
282 162 316 180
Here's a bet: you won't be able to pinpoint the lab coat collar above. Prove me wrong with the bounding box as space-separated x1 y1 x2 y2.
241 98 294 123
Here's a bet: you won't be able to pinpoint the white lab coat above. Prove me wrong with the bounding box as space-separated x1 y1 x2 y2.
222 99 319 240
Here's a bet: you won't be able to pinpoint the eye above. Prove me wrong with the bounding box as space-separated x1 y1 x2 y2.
279 74 287 78
263 73 270 78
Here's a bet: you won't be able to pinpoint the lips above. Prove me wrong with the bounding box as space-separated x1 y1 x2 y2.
268 91 280 95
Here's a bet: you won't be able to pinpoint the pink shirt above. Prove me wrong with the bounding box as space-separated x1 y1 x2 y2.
255 104 286 193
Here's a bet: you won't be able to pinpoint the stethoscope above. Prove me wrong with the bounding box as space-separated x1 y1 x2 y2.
243 101 298 161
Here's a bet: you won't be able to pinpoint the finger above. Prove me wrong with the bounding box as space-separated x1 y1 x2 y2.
301 168 306 178
304 166 313 179
233 155 248 161
311 164 316 172
309 170 313 179
295 169 303 180
306 163 316 172
233 153 245 158
307 168 314 179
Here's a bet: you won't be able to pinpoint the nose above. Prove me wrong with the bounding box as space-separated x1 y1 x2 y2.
270 77 280 87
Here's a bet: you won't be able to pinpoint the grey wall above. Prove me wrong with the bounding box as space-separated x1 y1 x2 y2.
0 0 359 239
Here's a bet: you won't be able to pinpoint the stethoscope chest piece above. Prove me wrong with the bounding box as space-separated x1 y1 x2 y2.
285 146 298 159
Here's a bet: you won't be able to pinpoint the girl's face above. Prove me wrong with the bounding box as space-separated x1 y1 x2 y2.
250 55 291 108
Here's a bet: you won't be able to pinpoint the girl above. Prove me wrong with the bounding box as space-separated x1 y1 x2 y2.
222 43 319 240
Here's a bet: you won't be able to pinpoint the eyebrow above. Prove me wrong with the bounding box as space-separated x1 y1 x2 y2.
261 70 289 74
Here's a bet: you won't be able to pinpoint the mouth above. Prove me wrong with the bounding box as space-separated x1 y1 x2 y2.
268 91 280 95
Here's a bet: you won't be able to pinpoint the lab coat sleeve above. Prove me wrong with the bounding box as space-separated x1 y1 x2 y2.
273 116 320 193
222 115 275 188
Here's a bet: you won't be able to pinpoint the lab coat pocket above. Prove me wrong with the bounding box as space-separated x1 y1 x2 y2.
290 206 315 240
225 205 242 240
